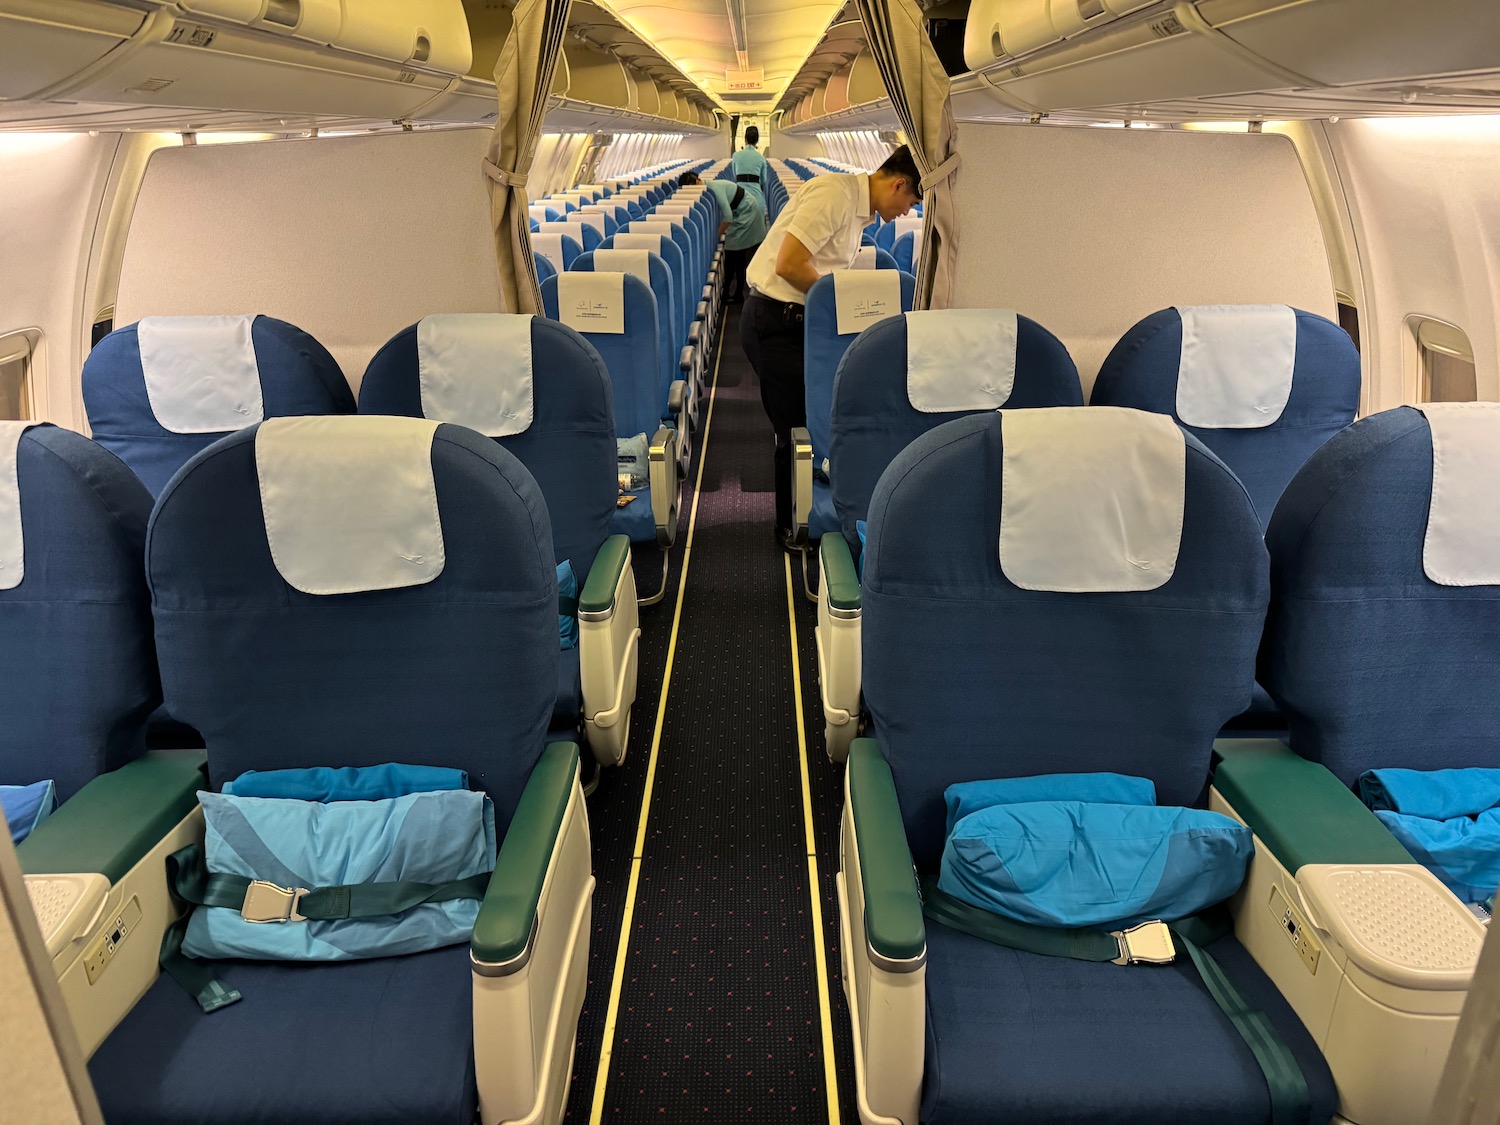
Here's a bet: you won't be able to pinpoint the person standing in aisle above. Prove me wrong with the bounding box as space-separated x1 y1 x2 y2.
731 125 768 216
680 171 767 305
738 146 922 548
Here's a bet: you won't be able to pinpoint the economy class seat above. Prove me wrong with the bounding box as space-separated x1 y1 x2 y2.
892 229 923 274
87 416 591 1125
1211 402 1499 1125
359 313 640 767
82 314 354 497
530 229 583 274
852 245 899 270
811 308 1082 760
842 407 1337 1125
876 214 923 254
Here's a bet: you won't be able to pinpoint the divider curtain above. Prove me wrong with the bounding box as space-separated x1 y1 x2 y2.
485 0 573 314
854 0 960 309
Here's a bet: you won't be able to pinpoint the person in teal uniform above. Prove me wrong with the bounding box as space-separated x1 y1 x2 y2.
730 125 768 214
680 171 767 304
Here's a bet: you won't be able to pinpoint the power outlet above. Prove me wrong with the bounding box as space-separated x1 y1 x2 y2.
1268 884 1321 974
81 896 142 985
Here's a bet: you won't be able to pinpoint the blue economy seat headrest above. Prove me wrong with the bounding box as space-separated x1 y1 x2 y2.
0 424 159 800
829 309 1083 546
146 417 558 823
862 409 1267 868
82 315 353 497
359 314 616 580
1261 403 1500 786
1090 305 1359 528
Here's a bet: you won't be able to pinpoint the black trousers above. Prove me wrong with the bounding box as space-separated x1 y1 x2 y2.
739 292 806 532
724 243 758 301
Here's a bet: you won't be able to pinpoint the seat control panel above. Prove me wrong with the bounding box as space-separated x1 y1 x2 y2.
82 896 142 985
1268 884 1321 974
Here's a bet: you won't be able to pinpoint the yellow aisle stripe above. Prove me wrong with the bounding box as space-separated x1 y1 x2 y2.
784 554 843 1125
588 325 726 1125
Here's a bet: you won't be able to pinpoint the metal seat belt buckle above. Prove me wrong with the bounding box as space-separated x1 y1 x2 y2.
241 880 308 923
1111 920 1176 965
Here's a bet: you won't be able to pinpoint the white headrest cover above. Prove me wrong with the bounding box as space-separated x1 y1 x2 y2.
611 233 667 255
257 416 444 595
832 269 902 336
537 221 577 238
531 233 564 272
0 421 38 591
908 228 925 264
138 315 264 434
1174 305 1296 429
557 271 626 335
1000 407 1185 593
1415 402 1500 587
893 215 923 239
907 309 1019 413
415 314 533 438
528 204 552 220
852 246 877 270
593 249 653 288
633 220 680 238
569 212 606 238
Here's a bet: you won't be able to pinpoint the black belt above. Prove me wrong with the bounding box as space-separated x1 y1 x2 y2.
736 173 760 183
747 291 804 322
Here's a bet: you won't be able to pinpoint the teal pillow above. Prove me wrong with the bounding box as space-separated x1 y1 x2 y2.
225 764 469 801
2 779 55 844
943 772 1156 837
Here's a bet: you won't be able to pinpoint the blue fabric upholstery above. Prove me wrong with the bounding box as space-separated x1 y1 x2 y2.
862 412 1267 869
892 232 918 274
82 316 353 497
358 317 617 581
1260 407 1500 786
829 313 1082 550
145 422 558 822
921 925 1336 1124
534 252 557 285
0 426 158 801
555 644 583 735
90 945 477 1125
1090 307 1359 528
575 250 680 417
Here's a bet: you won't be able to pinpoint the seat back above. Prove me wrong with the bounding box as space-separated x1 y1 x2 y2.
577 249 678 410
804 269 917 471
862 409 1268 868
540 219 599 252
851 246 898 271
359 315 616 579
0 424 159 800
530 230 582 274
147 417 558 822
1261 403 1500 786
892 230 923 274
1090 306 1360 527
83 315 353 496
540 271 663 440
830 309 1083 546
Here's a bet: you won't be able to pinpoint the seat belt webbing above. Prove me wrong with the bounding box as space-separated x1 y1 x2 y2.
920 880 1311 1125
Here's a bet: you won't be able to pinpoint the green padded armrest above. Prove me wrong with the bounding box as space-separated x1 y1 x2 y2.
471 742 579 968
820 534 861 614
580 535 632 617
19 750 207 882
848 739 924 965
1213 740 1415 874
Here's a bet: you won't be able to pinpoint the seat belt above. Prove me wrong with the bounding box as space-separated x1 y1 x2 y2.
160 843 490 1012
920 879 1312 1125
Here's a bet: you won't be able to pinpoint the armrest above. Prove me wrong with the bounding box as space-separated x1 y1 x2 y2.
790 427 813 543
678 347 695 377
472 742 579 969
19 750 207 882
688 322 703 346
848 740 924 968
1212 740 1415 873
819 534 861 615
580 534 631 618
649 426 680 547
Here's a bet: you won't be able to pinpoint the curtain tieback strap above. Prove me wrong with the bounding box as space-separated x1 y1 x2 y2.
919 151 961 193
483 158 528 190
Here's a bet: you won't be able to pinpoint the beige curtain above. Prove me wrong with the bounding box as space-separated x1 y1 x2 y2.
854 0 960 309
485 0 572 314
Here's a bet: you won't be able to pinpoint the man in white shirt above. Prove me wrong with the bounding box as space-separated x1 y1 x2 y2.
739 146 921 546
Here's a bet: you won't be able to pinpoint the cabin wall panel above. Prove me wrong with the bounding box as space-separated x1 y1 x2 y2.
115 127 502 388
950 122 1335 392
1325 117 1500 408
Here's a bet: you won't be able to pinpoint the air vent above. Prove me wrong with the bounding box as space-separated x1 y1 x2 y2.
263 1 301 30
1078 0 1106 18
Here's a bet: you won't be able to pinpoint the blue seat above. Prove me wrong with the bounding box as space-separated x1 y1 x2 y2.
89 416 592 1125
892 231 921 274
852 245 898 270
1090 306 1360 529
359 314 638 764
843 407 1335 1125
82 315 353 496
534 251 557 286
540 218 599 252
0 424 158 801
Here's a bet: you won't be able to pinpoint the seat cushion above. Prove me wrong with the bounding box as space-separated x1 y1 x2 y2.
610 485 658 544
920 922 1336 1124
89 945 476 1125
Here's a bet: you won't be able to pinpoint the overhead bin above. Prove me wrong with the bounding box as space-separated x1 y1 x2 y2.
0 0 150 101
965 0 1156 70
565 43 632 109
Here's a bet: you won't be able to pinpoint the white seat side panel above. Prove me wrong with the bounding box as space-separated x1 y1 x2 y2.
417 314 534 438
557 272 625 335
257 416 443 595
833 270 902 336
907 309 1018 412
1000 407 1185 593
138 315 264 434
0 421 38 591
1175 305 1296 429
1416 402 1500 587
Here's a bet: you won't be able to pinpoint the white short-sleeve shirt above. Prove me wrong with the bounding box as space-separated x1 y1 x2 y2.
746 172 872 305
